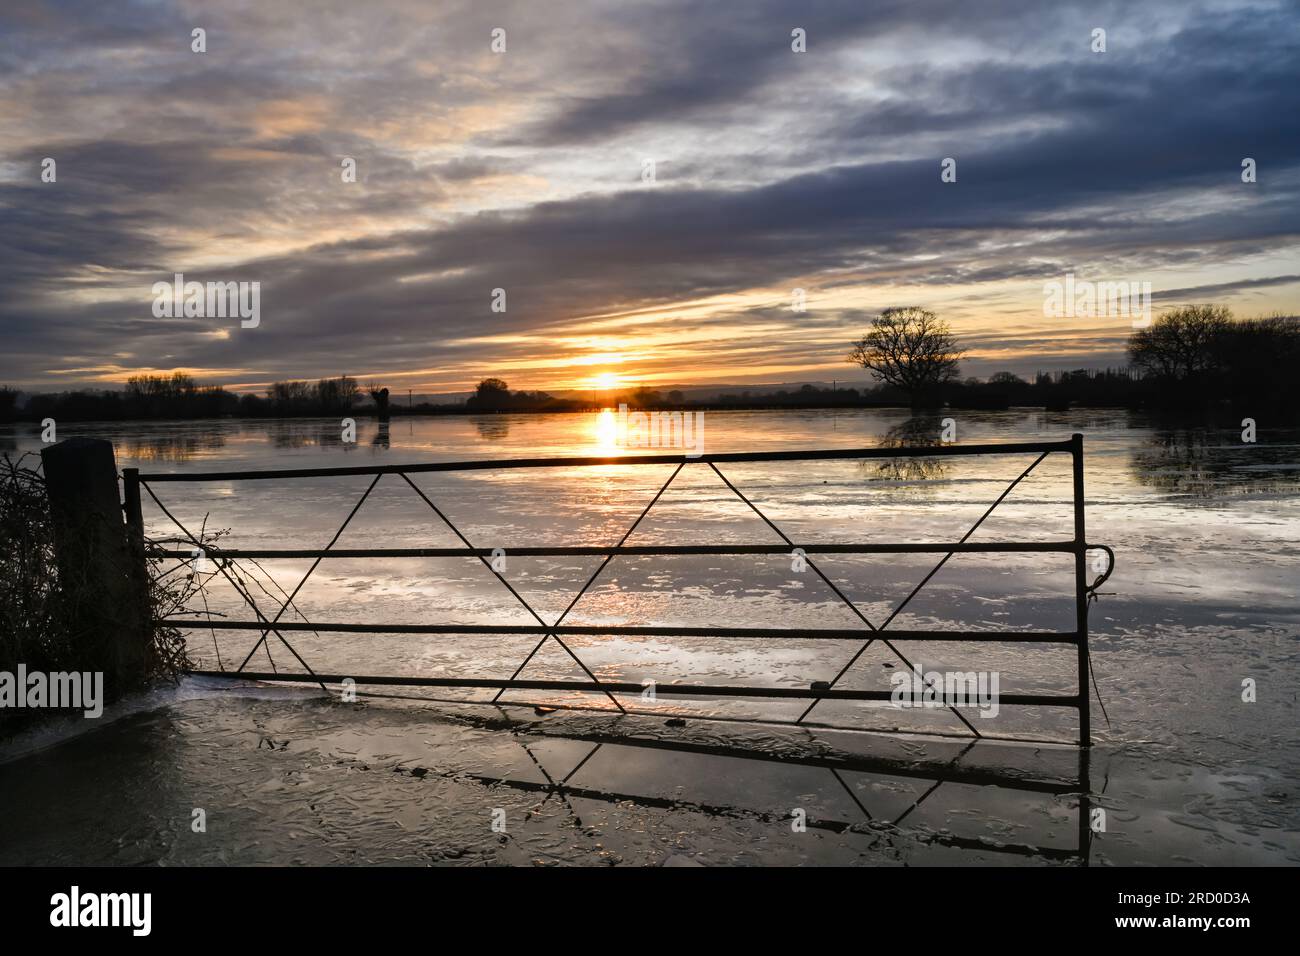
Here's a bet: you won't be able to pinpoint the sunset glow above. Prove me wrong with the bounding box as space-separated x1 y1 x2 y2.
587 371 626 392
0 1 1295 399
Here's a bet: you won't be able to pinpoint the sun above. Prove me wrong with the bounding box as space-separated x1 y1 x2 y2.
588 371 623 391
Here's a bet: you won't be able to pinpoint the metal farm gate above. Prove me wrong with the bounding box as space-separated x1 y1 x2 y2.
130 433 1114 747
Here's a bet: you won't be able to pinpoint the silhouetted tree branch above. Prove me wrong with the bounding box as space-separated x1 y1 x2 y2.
849 307 963 404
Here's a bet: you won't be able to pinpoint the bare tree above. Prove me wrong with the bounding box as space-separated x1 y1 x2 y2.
1128 304 1232 381
316 375 359 414
849 307 963 402
367 383 390 421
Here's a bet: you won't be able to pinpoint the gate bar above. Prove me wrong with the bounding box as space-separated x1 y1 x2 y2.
189 669 1082 707
136 438 1076 481
150 540 1080 559
166 620 1080 642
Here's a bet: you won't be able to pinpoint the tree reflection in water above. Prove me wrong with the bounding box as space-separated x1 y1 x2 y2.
118 433 227 463
473 416 510 441
1129 426 1300 500
862 416 951 482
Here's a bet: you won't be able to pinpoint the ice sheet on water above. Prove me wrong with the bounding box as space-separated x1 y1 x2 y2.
3 410 1297 863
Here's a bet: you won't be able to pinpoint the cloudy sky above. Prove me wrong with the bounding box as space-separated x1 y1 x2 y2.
2 0 1297 394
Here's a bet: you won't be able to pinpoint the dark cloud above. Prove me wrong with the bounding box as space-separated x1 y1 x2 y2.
1154 274 1300 301
0 0 1297 389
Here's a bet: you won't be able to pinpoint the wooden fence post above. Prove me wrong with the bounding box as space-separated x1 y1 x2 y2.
40 437 150 695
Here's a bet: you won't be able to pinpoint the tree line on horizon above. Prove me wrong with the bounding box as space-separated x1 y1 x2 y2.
0 373 368 423
1 304 1296 423
843 304 1298 414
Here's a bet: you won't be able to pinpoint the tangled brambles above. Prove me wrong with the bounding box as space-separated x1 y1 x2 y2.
0 454 193 734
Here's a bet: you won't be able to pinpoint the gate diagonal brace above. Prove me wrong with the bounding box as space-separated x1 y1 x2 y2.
141 481 330 692
792 450 1050 726
232 472 383 673
486 462 685 708
488 460 681 707
397 469 697 714
707 460 991 737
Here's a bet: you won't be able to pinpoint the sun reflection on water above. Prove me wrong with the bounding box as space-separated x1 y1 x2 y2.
593 407 621 456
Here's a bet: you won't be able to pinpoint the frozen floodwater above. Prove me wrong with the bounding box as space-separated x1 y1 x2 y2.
1 408 1296 865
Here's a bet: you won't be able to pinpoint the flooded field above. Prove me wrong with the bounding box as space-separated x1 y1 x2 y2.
1 408 1297 865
